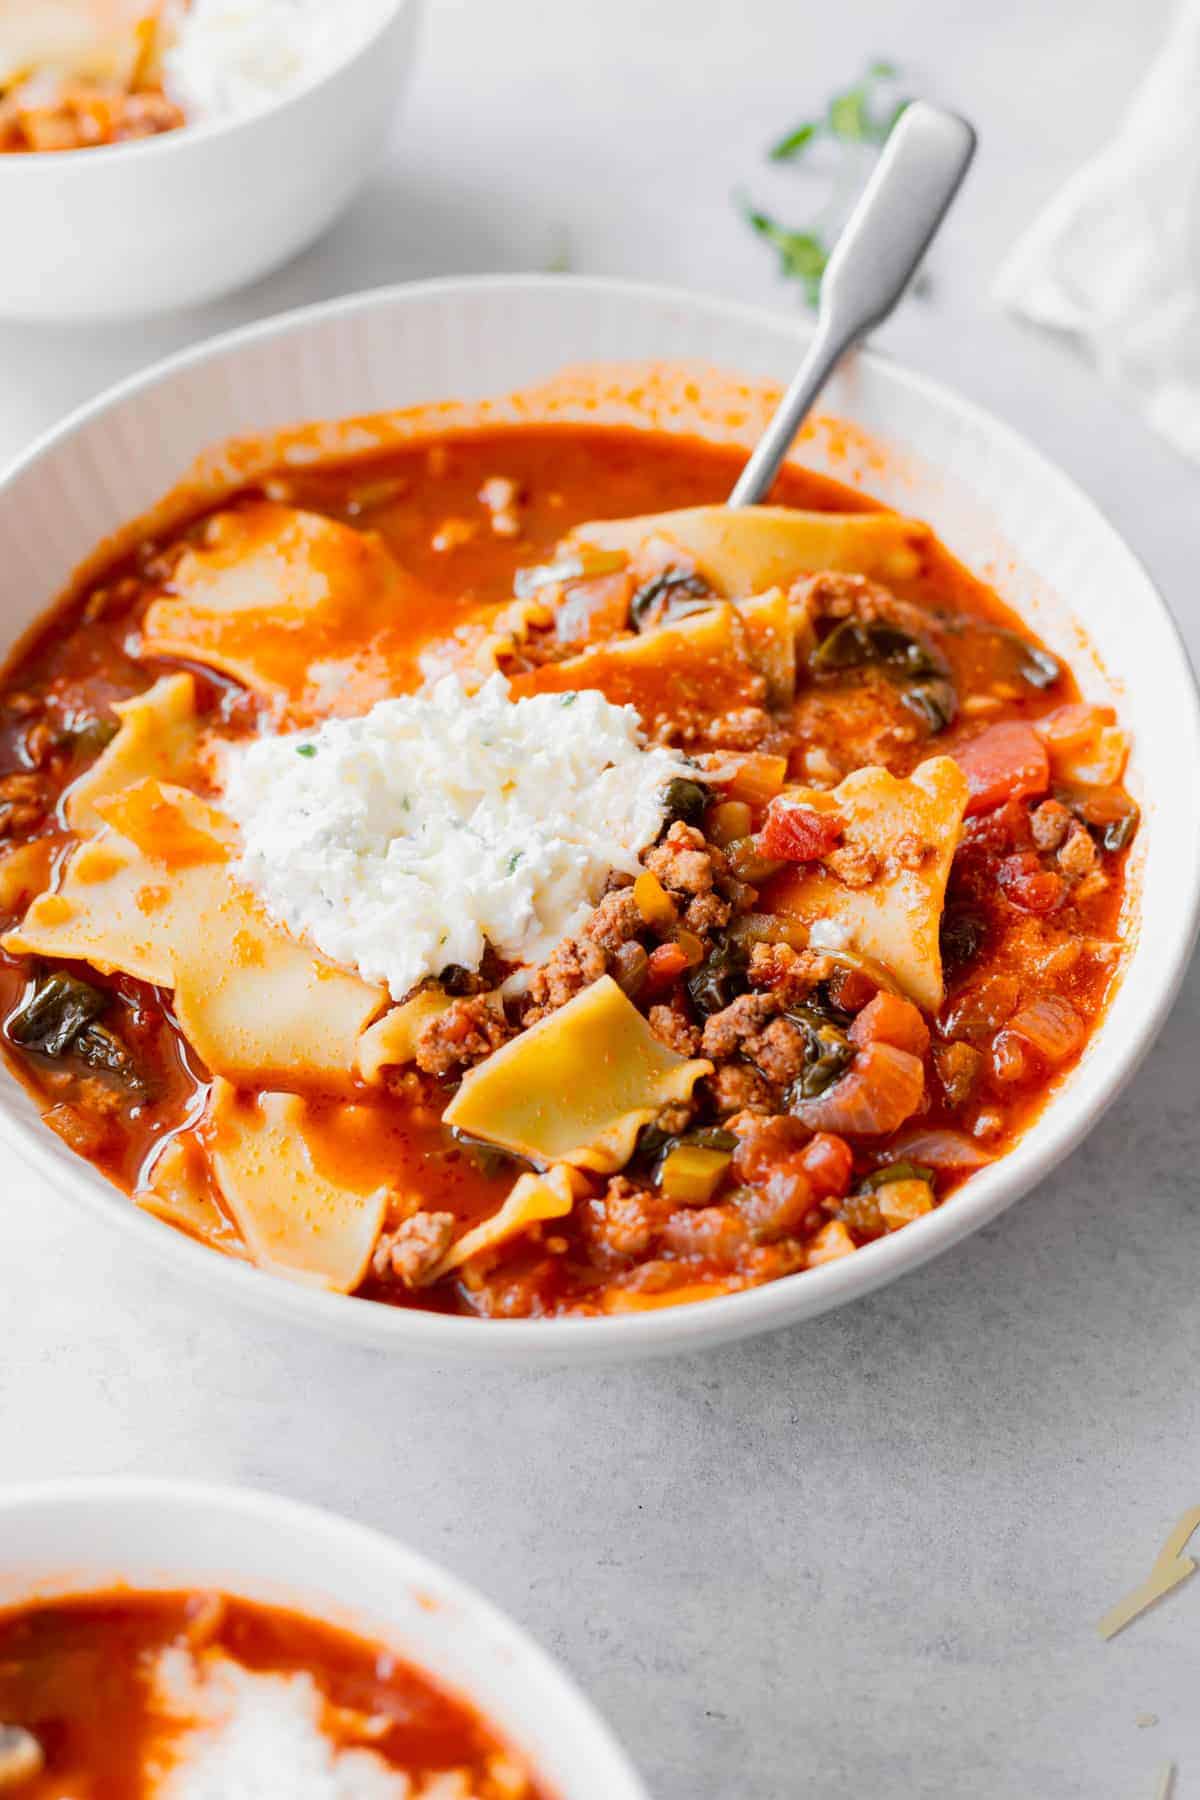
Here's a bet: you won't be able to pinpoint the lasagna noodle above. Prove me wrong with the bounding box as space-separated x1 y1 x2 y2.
767 756 969 1012
200 1081 389 1292
431 1164 587 1279
65 672 200 837
136 1133 248 1259
138 502 431 725
510 587 796 716
568 504 929 596
3 780 385 1092
444 975 712 1172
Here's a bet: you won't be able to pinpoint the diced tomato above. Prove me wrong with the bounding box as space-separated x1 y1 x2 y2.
996 851 1064 913
826 964 878 1013
849 990 930 1059
798 1132 855 1200
758 798 844 862
644 941 691 993
730 1114 807 1184
953 721 1050 816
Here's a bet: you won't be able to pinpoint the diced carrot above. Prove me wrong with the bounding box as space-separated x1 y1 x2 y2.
953 721 1050 816
792 1043 925 1136
798 1132 855 1200
758 798 844 863
849 990 930 1058
711 753 787 809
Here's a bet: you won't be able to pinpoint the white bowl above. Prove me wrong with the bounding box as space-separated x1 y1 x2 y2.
0 0 420 322
0 1477 646 1799
1 275 1197 1363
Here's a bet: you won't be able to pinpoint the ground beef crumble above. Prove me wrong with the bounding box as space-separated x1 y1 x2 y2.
699 993 779 1060
644 821 724 899
583 885 645 950
415 996 514 1076
648 995 702 1056
373 1211 456 1286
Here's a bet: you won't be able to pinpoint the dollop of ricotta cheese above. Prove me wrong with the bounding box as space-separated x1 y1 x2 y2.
223 675 691 1001
162 0 385 125
153 1650 408 1799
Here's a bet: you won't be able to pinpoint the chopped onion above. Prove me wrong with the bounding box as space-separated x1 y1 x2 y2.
1007 995 1086 1066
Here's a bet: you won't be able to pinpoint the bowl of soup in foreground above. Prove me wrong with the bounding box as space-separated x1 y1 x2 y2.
0 1477 645 1799
0 275 1196 1363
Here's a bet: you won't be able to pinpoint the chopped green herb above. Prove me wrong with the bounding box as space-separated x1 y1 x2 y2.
507 850 524 875
768 119 819 162
743 59 914 308
296 743 317 758
741 202 829 308
560 692 579 707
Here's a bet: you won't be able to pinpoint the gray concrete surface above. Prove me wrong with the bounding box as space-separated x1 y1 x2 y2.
1 2 1197 1794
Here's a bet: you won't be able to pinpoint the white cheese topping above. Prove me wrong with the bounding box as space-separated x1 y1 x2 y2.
223 675 690 1001
154 1651 410 1799
163 0 385 124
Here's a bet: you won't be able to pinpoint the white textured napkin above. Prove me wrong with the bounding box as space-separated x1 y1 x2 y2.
995 0 1200 463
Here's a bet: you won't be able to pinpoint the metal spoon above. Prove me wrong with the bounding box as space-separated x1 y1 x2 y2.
728 100 977 508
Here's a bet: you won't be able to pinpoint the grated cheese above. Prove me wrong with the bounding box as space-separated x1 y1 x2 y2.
1097 1506 1200 1641
223 674 690 1001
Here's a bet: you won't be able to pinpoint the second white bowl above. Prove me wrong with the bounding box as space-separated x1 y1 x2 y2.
0 0 421 322
0 1477 647 1799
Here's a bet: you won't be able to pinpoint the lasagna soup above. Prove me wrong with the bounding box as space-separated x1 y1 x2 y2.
0 1589 544 1796
0 425 1137 1317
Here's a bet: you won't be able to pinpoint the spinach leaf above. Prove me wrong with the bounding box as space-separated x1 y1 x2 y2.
7 971 143 1089
811 617 958 733
687 938 750 1018
782 1003 854 1100
8 972 107 1057
660 776 711 830
629 567 714 632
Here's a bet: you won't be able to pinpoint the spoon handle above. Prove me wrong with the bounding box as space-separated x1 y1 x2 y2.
728 100 977 508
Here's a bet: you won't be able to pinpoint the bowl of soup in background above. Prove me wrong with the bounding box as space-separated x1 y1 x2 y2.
0 1476 647 1798
0 0 420 322
0 274 1196 1362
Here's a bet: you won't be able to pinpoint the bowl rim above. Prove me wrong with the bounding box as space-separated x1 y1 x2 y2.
2 270 1198 1362
0 1473 649 1798
0 0 414 172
